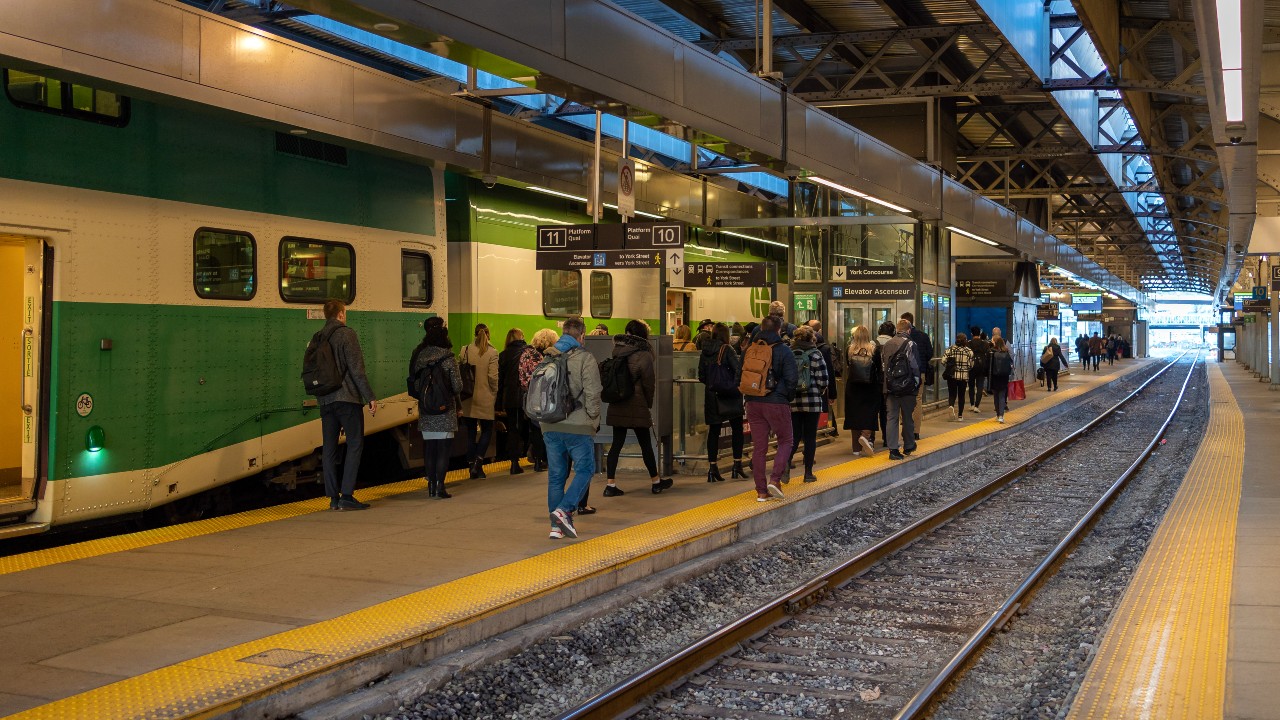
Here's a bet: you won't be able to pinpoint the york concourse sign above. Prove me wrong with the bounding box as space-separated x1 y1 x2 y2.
831 266 899 281
685 262 769 287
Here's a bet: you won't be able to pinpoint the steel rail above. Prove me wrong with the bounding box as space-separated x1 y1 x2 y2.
554 353 1191 720
894 352 1199 719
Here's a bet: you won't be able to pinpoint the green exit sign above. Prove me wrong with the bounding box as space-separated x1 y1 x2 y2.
794 293 819 312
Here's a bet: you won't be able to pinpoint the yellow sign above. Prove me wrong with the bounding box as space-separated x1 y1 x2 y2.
23 415 33 444
24 296 34 325
23 334 33 378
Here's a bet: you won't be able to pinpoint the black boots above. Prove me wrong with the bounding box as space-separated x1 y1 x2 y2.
427 478 451 499
731 460 747 479
469 457 487 479
509 459 524 475
707 464 726 482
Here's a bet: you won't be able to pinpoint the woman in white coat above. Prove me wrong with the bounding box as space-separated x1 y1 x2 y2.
460 323 500 478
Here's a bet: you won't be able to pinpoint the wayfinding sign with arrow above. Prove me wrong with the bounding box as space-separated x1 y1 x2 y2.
664 248 685 285
536 222 686 270
685 262 769 287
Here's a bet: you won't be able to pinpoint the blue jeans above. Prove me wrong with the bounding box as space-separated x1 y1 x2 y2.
545 431 595 515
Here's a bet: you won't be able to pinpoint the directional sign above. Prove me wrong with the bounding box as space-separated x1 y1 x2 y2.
627 222 684 248
1242 299 1271 314
831 265 899 281
1036 302 1060 320
537 249 664 270
686 262 769 287
1253 286 1268 300
537 225 596 251
830 283 915 299
1273 266 1280 281
664 248 685 285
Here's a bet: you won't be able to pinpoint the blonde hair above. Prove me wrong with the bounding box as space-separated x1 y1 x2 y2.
992 336 1007 351
792 325 815 344
531 328 559 350
849 325 875 356
674 325 692 342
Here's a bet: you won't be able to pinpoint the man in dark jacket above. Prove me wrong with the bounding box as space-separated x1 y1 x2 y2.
744 316 799 500
882 319 920 460
495 329 529 475
966 326 991 415
315 299 377 511
806 319 839 434
900 312 933 439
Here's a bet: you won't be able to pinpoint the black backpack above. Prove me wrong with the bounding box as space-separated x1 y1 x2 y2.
301 325 347 396
885 341 916 397
414 357 455 416
599 356 635 404
942 352 957 382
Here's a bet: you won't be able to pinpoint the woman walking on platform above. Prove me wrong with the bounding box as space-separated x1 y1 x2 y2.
521 328 559 472
698 323 746 482
603 320 673 496
409 323 462 499
874 321 895 446
789 326 830 483
496 328 528 475
943 333 974 421
459 324 499 479
843 325 882 457
989 336 1014 423
1040 337 1069 391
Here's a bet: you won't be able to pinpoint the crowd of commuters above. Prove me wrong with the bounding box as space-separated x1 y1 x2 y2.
307 297 1127 539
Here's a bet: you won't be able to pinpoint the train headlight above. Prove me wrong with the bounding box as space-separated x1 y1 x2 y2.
86 426 106 453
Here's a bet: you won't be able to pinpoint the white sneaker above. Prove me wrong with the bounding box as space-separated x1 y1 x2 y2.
859 436 875 456
971 406 980 415
767 483 785 499
549 528 564 540
949 405 958 421
997 415 1005 424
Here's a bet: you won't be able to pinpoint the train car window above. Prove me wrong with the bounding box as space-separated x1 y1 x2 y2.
589 271 613 319
194 229 257 300
279 237 356 304
401 250 433 307
2 69 128 126
542 270 582 317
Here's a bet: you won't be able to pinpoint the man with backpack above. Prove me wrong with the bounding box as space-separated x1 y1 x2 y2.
303 299 377 511
900 312 933 440
528 317 602 540
882 319 921 461
740 316 799 500
966 326 990 415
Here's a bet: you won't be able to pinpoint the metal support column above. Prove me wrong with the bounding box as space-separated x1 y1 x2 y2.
1271 285 1279 388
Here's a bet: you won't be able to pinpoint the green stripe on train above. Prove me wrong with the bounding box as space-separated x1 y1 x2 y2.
49 302 429 480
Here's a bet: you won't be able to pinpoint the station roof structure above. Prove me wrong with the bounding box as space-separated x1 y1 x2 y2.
184 0 1271 301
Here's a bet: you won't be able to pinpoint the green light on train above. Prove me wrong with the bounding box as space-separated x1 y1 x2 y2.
86 426 106 453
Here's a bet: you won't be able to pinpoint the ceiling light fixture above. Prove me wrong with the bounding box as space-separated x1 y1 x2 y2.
721 229 789 248
527 186 589 203
947 226 1000 247
1216 0 1244 122
807 176 913 214
372 22 400 32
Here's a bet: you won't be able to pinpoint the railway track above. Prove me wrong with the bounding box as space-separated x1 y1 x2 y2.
556 353 1198 720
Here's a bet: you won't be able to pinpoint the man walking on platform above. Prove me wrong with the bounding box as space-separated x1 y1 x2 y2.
742 316 799 500
966 326 991 415
899 312 933 440
312 299 378 511
540 317 603 540
1088 332 1104 371
882 319 920 460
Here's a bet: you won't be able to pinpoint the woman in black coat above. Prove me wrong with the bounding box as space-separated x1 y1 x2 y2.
603 320 672 496
495 328 528 475
698 323 746 482
843 324 884 456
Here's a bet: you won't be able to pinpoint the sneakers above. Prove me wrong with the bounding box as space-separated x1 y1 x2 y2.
859 436 875 456
949 405 958 421
603 484 624 497
803 472 818 483
550 508 578 538
903 445 916 456
549 528 564 540
767 482 785 499
971 405 980 415
997 415 1005 423
757 494 770 502
889 450 905 461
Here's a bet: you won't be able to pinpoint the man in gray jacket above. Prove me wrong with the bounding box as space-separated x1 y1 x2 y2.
543 317 603 539
317 300 378 511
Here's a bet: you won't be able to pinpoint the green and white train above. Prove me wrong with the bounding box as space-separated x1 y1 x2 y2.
0 69 770 537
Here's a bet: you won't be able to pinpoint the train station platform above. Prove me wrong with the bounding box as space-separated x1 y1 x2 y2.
1067 359 1279 720
0 360 1148 720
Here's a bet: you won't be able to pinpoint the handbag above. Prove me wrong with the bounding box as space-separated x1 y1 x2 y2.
459 346 476 401
1008 379 1026 401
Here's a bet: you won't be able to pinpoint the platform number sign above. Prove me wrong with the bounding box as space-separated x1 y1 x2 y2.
538 227 568 249
651 224 681 247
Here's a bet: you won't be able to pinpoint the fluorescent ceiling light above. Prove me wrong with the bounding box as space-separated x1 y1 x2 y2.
721 229 789 248
527 186 588 203
947 226 1000 247
807 177 913 214
1217 0 1242 68
1222 69 1244 123
635 210 665 219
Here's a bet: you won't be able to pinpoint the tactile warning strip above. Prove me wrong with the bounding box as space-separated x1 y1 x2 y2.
0 459 527 576
1067 361 1242 720
3 362 1152 720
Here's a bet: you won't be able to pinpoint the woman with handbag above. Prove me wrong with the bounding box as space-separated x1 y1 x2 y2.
698 323 746 482
1039 337 1069 391
842 325 883 457
459 324 500 478
989 336 1015 423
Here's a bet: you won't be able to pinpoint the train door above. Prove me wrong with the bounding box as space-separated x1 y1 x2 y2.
1 235 44 511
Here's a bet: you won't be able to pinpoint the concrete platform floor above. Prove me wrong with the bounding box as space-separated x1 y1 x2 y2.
1224 362 1280 720
0 362 1131 716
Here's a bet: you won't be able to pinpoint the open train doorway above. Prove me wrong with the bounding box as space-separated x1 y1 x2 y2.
1 234 45 510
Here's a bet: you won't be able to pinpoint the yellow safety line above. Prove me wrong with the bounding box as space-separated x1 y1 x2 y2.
1067 361 1241 720
2 362 1152 720
0 459 528 576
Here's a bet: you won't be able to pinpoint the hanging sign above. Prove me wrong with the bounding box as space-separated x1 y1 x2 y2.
664 248 685 285
685 262 769 287
617 159 635 219
794 292 819 313
1036 302 1060 320
831 266 899 281
831 283 914 299
956 278 1009 298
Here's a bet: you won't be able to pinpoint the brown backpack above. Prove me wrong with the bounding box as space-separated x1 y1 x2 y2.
739 340 777 397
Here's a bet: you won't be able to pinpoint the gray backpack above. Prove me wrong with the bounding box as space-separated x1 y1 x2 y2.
523 349 577 424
